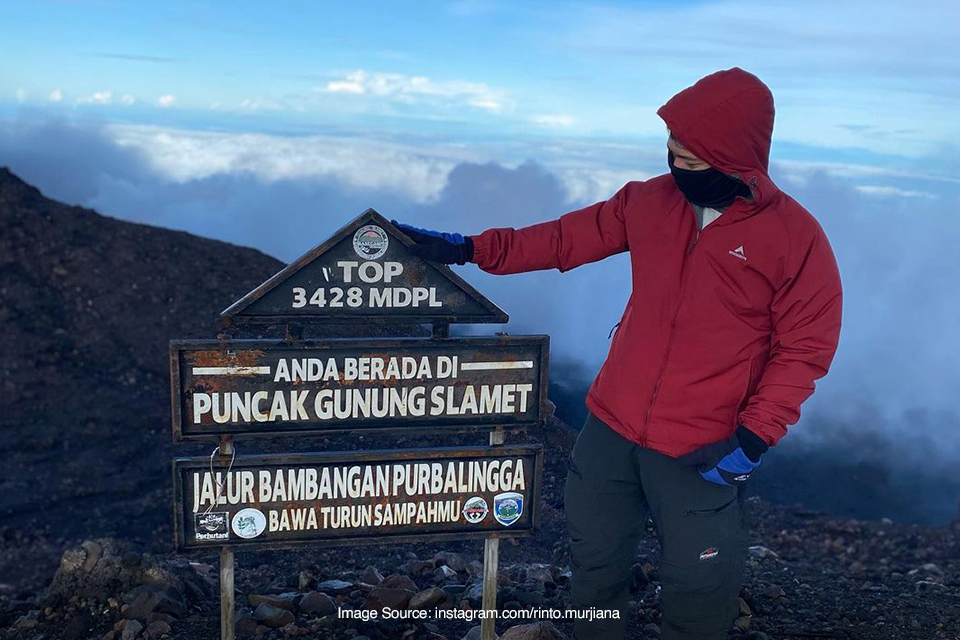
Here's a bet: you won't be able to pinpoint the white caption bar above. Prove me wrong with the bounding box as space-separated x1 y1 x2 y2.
460 361 534 371
192 366 271 375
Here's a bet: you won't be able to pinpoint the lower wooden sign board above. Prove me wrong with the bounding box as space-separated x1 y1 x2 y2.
173 445 543 552
170 336 549 440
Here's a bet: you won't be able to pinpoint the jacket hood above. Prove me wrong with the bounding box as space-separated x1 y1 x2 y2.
657 67 777 209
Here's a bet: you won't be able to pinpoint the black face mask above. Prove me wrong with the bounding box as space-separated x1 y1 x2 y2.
668 149 751 209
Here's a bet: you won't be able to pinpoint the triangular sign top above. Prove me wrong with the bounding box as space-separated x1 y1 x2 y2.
221 209 508 324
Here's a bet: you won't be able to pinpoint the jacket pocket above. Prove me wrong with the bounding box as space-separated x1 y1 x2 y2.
609 300 633 341
683 494 737 518
732 358 755 423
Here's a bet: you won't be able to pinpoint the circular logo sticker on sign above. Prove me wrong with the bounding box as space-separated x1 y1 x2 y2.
353 225 389 260
231 508 267 539
462 496 489 524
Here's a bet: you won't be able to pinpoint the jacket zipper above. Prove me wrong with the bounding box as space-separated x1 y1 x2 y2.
638 188 754 447
639 207 726 447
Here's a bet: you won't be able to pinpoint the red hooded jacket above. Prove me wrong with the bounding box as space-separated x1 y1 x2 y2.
468 68 842 457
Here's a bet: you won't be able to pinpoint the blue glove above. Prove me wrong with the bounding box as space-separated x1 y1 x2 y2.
677 424 769 487
391 220 474 265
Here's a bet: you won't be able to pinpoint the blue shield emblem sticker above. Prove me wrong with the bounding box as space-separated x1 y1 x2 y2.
493 492 523 527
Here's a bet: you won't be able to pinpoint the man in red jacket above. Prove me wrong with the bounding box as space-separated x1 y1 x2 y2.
394 67 842 639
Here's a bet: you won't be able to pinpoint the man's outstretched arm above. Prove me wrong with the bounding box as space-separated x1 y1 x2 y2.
394 181 634 274
469 182 633 275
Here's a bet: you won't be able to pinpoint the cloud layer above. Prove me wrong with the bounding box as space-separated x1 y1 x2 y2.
1 114 958 468
323 70 508 114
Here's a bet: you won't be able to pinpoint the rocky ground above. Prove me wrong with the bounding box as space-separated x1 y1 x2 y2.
1 485 959 640
2 168 959 639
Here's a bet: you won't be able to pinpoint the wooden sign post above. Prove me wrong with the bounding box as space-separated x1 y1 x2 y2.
169 210 549 640
217 436 235 640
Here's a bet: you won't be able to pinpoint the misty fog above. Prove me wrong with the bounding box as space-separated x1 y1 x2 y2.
2 113 958 523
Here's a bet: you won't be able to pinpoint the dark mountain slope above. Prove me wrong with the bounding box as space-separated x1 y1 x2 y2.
0 166 430 552
1 166 284 425
0 167 289 572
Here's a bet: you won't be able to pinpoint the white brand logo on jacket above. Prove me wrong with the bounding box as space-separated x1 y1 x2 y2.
728 245 747 261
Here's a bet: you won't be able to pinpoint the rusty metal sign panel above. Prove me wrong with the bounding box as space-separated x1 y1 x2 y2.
170 336 549 441
220 209 508 324
174 445 542 551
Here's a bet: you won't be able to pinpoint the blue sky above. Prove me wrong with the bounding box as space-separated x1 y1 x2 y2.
4 0 959 208
3 0 959 158
2 0 960 459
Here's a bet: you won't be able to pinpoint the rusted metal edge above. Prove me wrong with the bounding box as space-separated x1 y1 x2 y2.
176 423 532 443
219 209 509 324
170 343 185 442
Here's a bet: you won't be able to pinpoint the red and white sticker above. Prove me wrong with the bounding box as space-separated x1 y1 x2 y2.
699 547 719 561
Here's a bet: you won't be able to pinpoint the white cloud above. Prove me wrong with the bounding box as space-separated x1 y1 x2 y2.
15 89 27 103
78 90 113 105
156 94 176 107
102 122 955 215
326 77 365 94
531 114 575 128
467 97 503 113
108 124 467 203
855 185 937 199
774 159 960 187
105 124 642 205
239 97 285 111
121 95 136 106
322 69 508 113
49 89 63 103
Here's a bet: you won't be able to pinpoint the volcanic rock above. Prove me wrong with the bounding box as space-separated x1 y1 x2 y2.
462 625 491 640
381 574 419 591
364 586 414 611
123 583 187 621
298 590 337 615
433 551 467 572
234 608 258 635
316 579 354 594
121 619 144 640
410 587 447 609
255 602 296 628
249 593 297 612
361 565 385 585
434 565 458 582
761 585 786 600
144 620 172 638
499 621 566 639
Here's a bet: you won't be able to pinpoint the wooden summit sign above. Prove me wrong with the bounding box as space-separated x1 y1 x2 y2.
171 336 548 441
174 445 542 552
220 209 508 324
170 206 548 640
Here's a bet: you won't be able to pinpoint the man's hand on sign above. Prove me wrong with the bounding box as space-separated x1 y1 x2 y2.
391 220 474 265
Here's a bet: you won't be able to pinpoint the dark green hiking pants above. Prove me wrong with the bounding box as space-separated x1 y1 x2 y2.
564 412 748 640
